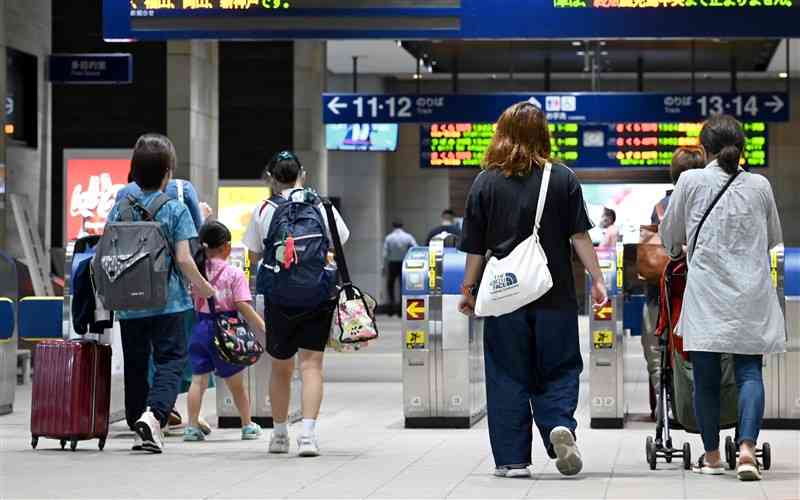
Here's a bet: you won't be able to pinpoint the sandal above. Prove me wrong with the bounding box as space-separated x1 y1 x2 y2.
692 453 725 475
736 450 762 481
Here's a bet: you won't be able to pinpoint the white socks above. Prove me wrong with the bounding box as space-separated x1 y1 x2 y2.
302 418 316 437
273 419 317 437
273 421 288 436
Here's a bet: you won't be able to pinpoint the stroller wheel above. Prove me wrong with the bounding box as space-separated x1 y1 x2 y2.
761 442 771 471
646 436 654 462
725 436 736 470
682 443 691 470
646 436 657 470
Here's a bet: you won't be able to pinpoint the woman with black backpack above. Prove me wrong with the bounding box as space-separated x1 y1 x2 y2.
242 151 349 457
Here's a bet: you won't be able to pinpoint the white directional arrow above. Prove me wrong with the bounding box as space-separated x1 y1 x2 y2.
765 95 784 114
327 96 347 115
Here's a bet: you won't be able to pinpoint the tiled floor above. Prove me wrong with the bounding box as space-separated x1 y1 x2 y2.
1 316 798 499
2 381 798 499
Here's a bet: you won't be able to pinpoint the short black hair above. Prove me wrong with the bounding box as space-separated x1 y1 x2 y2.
392 220 404 229
603 207 617 224
700 115 745 175
266 150 303 185
131 133 176 190
442 209 455 218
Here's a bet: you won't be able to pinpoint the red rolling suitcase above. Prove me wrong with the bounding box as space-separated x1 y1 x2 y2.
30 340 112 451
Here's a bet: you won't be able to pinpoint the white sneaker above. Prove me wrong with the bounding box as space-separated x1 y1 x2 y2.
134 408 164 454
550 426 582 476
268 432 290 454
297 435 320 457
494 466 531 478
132 433 143 451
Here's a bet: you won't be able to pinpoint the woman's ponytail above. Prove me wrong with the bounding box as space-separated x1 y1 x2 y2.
717 145 741 174
699 115 746 175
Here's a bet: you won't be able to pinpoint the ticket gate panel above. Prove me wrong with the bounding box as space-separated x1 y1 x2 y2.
589 247 626 429
403 246 486 428
778 297 800 425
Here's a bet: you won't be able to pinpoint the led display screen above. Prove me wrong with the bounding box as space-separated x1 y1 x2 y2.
420 121 767 169
326 123 399 152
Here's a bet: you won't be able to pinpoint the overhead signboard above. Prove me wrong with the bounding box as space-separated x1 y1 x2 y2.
104 0 800 40
49 53 133 84
324 93 789 124
420 121 768 169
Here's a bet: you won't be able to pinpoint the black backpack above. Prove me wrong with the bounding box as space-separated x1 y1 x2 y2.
92 194 175 311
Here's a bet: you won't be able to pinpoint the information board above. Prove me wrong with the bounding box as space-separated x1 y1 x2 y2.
324 93 789 124
105 0 800 40
420 121 768 169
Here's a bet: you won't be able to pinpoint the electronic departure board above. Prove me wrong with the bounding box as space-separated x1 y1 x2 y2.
420 122 768 169
105 0 800 40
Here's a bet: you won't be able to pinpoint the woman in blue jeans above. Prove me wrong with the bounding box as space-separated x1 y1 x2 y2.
661 115 786 481
458 102 607 478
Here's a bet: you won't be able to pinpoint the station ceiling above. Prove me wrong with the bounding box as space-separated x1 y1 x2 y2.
342 39 782 76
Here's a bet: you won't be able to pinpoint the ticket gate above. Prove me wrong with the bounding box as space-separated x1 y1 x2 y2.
763 246 800 429
216 294 302 428
588 246 627 429
0 252 17 415
402 244 486 429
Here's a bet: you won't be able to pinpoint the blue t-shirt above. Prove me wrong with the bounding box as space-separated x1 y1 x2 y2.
107 191 198 319
116 179 203 230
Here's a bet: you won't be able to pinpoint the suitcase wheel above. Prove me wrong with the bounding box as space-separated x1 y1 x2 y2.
60 439 67 450
70 440 78 452
98 438 106 451
31 437 38 449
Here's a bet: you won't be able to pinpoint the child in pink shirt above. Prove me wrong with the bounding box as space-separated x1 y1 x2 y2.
184 221 266 441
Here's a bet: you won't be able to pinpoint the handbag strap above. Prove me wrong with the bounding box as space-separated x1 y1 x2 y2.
533 162 552 236
690 169 741 257
322 200 355 300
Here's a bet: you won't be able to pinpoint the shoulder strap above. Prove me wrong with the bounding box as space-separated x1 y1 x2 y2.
655 200 666 222
259 195 286 216
146 193 173 220
118 196 136 222
690 170 741 257
533 163 552 235
176 180 184 203
322 200 354 299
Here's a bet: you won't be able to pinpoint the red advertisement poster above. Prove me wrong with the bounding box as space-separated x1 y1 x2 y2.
65 158 130 243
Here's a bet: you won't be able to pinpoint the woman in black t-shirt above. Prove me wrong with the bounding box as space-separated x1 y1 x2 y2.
458 102 608 478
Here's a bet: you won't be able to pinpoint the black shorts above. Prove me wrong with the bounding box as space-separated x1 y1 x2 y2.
265 300 335 360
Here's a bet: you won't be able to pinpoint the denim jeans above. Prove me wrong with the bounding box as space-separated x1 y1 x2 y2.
484 304 582 467
120 312 188 429
691 352 764 452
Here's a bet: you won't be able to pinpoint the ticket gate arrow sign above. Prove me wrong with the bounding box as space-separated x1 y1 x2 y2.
327 96 347 115
594 303 613 321
406 299 426 321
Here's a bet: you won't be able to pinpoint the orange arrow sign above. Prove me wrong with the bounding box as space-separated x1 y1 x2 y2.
594 304 613 321
406 299 426 321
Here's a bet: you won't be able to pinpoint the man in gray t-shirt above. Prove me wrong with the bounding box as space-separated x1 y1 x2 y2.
383 221 417 316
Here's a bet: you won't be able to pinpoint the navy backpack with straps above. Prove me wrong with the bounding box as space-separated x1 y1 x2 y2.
256 189 335 308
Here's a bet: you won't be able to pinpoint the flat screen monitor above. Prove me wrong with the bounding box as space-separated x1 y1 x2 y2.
582 183 674 246
326 123 398 152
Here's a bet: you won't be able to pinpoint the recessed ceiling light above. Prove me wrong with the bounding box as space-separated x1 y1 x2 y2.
779 72 789 79
396 40 403 47
577 51 585 56
601 51 609 56
413 73 421 79
572 41 581 47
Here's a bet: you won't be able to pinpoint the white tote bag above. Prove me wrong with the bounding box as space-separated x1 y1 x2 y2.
474 163 553 317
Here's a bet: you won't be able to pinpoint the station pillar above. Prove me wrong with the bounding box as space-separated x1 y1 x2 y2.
293 41 328 194
167 40 220 211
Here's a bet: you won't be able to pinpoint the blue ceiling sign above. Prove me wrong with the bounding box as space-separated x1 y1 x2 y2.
104 0 800 40
48 53 133 84
323 93 790 124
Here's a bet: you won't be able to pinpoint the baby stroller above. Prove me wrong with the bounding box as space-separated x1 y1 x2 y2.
644 257 772 471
